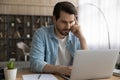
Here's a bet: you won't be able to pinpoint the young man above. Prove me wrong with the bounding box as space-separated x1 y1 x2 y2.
30 1 87 76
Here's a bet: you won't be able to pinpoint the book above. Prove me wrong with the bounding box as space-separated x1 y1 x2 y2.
113 69 120 77
22 74 58 80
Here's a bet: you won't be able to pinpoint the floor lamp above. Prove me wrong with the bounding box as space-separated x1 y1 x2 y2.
79 3 111 49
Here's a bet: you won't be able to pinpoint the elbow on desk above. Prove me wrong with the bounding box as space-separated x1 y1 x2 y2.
30 60 47 73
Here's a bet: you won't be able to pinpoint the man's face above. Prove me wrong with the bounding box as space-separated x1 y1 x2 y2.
54 11 75 38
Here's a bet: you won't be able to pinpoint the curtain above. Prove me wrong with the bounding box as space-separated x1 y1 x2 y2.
78 0 120 50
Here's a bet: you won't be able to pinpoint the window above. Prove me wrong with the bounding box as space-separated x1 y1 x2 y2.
78 0 120 49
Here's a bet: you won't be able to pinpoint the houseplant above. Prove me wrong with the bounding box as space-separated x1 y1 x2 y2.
116 63 120 69
4 60 17 80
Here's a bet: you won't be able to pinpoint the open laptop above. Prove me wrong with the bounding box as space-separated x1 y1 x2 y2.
60 50 119 80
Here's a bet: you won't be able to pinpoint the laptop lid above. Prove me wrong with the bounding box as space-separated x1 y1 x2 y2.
70 50 119 80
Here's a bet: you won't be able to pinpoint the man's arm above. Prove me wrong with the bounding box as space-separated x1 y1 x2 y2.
43 64 72 76
30 29 47 72
71 20 88 49
77 29 88 49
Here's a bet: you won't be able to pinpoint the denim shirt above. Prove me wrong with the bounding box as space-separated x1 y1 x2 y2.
30 25 81 72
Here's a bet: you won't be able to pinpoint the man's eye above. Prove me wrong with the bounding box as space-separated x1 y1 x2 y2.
62 21 67 24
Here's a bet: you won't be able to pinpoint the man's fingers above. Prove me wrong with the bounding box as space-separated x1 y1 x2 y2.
75 19 78 25
74 16 78 25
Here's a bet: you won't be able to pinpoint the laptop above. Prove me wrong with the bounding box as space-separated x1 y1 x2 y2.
60 50 119 80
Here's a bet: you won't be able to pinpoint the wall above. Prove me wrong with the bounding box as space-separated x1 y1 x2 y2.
0 0 78 16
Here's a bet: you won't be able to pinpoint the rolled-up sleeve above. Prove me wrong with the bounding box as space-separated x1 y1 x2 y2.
30 28 47 72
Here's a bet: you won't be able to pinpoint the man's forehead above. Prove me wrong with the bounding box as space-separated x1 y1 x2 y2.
59 17 75 22
59 15 75 21
60 11 75 17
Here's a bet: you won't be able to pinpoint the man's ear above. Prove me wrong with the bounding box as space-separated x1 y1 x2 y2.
52 16 56 24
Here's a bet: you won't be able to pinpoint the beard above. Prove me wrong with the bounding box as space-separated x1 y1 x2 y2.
55 26 70 36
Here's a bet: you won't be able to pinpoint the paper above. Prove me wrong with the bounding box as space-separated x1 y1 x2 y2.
113 69 120 74
22 74 58 80
113 69 120 77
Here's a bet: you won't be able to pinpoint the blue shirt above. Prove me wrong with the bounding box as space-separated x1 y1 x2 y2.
30 25 81 72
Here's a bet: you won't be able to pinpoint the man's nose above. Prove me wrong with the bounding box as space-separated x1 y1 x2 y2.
66 23 71 29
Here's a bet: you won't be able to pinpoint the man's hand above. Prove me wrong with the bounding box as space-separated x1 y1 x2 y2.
71 19 88 49
56 65 72 76
71 20 82 38
43 64 72 76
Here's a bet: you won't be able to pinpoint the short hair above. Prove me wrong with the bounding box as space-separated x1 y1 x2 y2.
53 1 77 20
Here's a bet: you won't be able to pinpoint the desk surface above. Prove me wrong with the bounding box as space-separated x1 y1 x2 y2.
16 68 120 80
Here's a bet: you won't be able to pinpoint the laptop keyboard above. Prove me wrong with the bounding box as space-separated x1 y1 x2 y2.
59 74 70 80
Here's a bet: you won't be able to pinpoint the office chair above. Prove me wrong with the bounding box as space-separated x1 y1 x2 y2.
16 42 30 61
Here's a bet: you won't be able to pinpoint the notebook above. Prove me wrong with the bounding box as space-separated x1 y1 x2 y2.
61 50 119 80
22 74 58 80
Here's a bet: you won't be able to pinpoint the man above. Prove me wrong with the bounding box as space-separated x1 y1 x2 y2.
30 1 87 76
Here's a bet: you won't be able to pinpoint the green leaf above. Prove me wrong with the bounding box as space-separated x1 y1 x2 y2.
7 61 15 69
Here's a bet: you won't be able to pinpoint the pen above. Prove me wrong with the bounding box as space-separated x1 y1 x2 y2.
38 74 41 80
